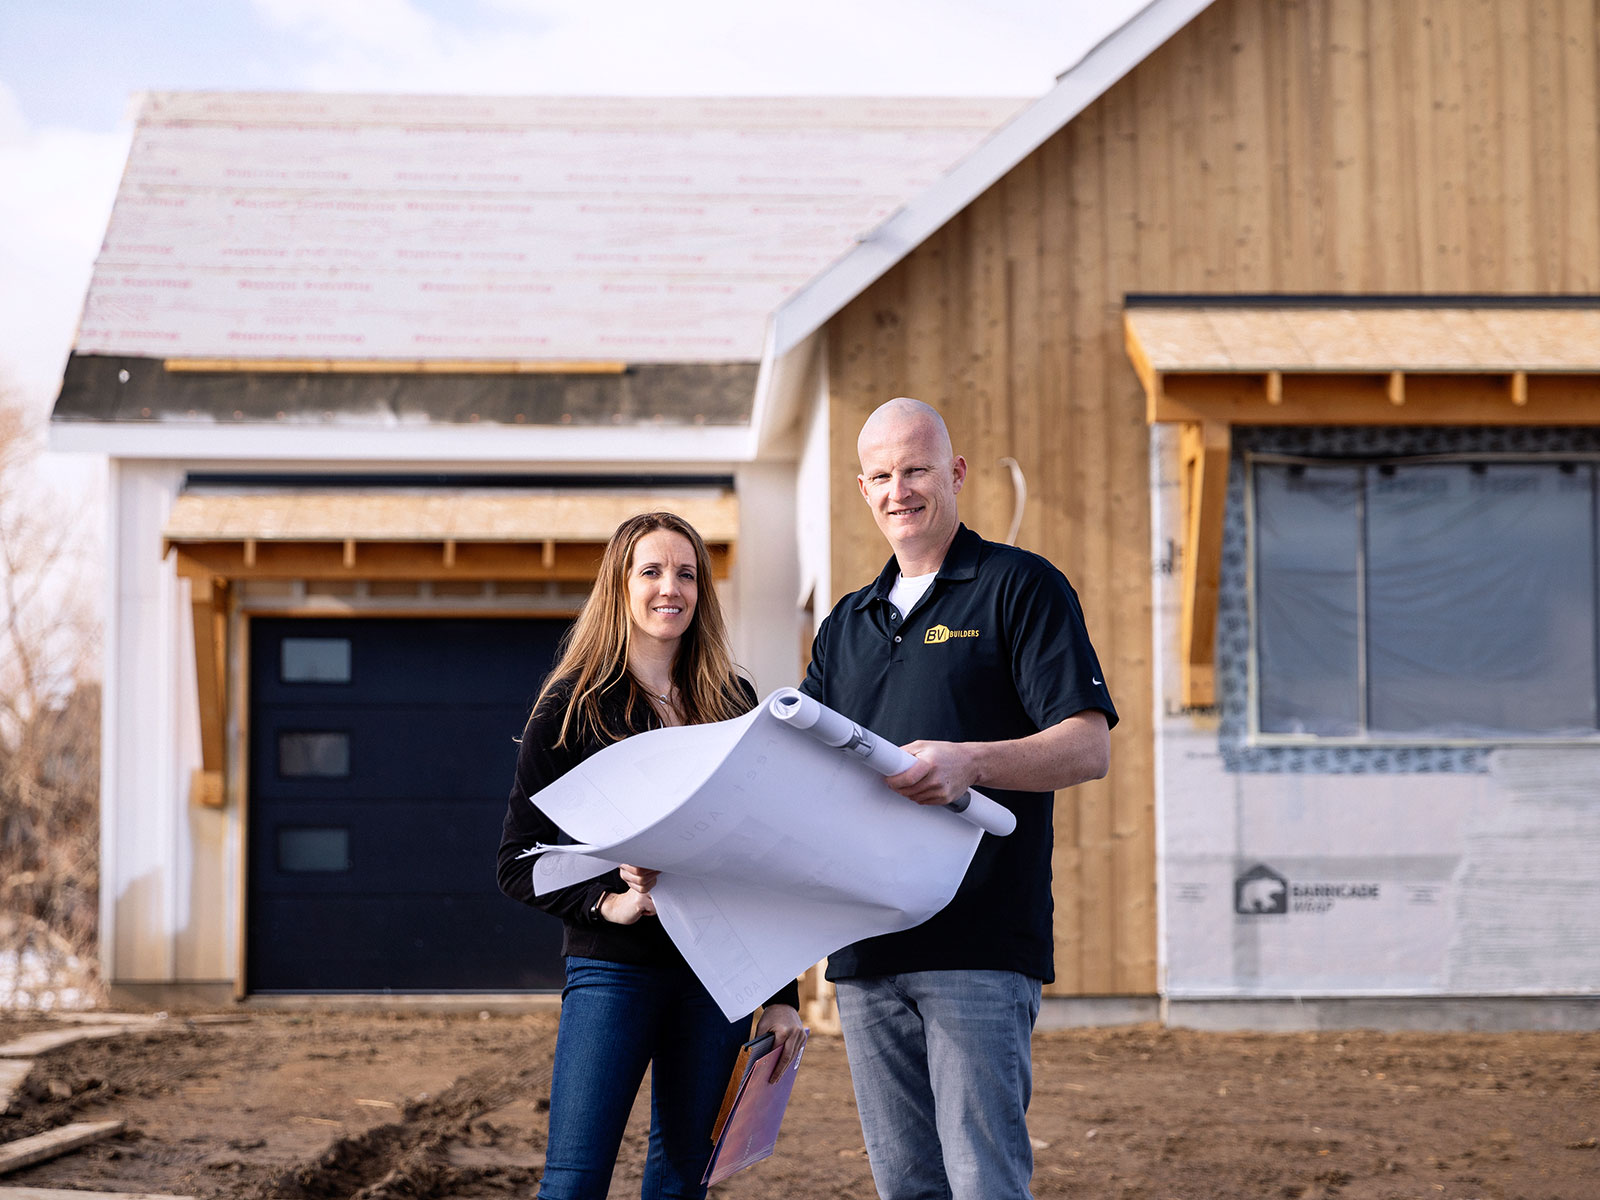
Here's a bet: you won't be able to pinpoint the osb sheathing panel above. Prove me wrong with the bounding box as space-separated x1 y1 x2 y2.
826 0 1600 997
1127 306 1600 373
162 490 739 545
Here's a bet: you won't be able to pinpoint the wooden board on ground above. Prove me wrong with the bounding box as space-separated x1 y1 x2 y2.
0 1121 126 1176
0 1026 157 1059
32 1014 165 1027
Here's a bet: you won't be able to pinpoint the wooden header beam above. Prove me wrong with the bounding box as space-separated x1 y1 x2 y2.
167 539 732 582
1146 370 1600 425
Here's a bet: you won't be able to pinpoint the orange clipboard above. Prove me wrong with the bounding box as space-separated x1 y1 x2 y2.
703 1028 809 1185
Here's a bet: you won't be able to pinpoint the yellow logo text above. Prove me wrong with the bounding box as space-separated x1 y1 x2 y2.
924 624 981 644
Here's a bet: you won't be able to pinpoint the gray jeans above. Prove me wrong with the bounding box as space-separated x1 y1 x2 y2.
835 970 1043 1200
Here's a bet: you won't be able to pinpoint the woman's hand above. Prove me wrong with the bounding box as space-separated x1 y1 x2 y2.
619 864 660 892
600 864 659 924
753 1003 805 1081
599 889 655 924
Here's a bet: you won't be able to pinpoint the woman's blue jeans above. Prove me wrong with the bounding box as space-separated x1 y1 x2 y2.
538 955 747 1200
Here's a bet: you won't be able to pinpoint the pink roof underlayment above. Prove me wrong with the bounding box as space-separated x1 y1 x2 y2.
76 92 1025 365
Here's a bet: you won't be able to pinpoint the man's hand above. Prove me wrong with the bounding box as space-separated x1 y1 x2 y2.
885 740 980 807
753 1003 806 1081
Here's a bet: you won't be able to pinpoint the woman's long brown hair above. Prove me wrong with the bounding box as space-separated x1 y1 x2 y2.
534 511 751 747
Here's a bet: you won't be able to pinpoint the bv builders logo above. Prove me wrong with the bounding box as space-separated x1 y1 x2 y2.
1234 862 1382 916
924 624 980 644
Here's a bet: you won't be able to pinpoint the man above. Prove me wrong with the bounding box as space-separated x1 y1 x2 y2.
799 396 1116 1200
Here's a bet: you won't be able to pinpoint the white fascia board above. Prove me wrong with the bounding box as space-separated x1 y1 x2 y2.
750 320 822 461
770 0 1216 357
750 321 782 450
49 421 756 467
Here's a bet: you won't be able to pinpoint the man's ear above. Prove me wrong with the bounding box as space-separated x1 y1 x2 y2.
857 473 870 501
951 455 968 493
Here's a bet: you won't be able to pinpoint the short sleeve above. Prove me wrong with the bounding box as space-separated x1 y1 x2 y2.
1004 561 1118 732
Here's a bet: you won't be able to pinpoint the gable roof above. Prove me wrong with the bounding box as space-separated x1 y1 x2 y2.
74 92 1024 366
763 0 1216 360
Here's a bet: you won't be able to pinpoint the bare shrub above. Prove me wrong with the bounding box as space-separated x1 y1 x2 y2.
0 398 102 1009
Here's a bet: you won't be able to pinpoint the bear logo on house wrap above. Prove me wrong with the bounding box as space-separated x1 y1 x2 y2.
1234 864 1289 915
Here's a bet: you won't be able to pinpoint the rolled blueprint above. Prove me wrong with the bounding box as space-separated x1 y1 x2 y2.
767 688 1017 837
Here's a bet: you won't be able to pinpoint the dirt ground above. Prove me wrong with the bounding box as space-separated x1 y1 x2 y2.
0 1008 1597 1200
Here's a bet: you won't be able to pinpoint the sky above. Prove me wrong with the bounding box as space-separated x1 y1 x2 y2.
0 0 1144 467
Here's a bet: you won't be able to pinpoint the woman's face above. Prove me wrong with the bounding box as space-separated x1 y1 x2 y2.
625 529 699 648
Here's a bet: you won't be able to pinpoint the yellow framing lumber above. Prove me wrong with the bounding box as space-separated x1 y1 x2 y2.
1178 421 1230 708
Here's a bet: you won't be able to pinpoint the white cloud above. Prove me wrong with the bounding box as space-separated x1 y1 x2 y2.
0 157 128 398
0 78 28 144
0 106 129 416
243 0 1130 98
252 0 445 64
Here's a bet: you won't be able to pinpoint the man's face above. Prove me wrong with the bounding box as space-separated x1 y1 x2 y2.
856 416 966 564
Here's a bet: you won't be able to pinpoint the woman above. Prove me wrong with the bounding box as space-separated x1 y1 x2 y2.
497 511 803 1200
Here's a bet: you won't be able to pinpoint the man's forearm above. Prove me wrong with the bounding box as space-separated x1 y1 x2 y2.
893 710 1111 807
967 710 1110 792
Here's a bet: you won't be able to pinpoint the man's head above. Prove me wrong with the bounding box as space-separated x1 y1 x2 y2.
856 397 967 575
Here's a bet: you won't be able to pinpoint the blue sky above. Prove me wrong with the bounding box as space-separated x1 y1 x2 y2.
0 0 1142 420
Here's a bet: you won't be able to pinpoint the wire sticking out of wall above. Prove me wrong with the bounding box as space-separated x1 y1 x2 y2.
999 456 1027 545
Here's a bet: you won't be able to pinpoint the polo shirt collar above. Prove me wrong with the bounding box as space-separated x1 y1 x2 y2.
851 523 982 611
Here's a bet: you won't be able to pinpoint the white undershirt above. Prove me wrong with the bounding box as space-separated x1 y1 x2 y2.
888 570 937 619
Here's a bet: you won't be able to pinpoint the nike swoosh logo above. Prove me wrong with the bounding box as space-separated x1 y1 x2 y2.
1092 678 1102 685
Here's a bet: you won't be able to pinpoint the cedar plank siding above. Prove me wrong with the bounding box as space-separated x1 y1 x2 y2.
824 0 1600 996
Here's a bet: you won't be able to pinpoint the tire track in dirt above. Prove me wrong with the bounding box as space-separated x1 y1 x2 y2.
240 1044 550 1200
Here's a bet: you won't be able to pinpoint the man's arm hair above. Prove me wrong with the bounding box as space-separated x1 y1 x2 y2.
966 709 1110 792
889 709 1110 807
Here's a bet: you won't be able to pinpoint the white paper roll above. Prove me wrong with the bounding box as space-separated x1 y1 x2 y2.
768 688 1017 837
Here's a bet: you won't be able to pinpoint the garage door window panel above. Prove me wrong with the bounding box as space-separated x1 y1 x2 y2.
280 637 352 684
277 730 351 778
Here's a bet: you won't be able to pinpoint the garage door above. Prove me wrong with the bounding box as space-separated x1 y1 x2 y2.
247 616 570 992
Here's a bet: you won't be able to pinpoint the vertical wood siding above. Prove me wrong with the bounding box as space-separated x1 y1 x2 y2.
825 0 1600 995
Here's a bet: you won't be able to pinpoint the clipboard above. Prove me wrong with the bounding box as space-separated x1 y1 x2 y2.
703 1028 809 1185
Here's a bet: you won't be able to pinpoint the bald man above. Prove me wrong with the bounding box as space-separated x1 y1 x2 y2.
799 397 1117 1200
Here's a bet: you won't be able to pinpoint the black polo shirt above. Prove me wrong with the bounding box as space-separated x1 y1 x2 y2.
799 523 1117 982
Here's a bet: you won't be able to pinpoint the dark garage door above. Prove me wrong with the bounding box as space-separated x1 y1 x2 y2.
248 616 569 992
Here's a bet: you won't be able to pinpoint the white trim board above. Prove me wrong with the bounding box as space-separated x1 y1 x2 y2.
49 422 756 465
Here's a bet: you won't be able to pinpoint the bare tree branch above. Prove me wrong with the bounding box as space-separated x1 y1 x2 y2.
0 390 102 1009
